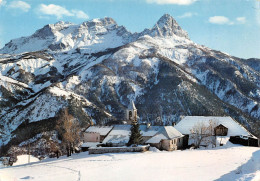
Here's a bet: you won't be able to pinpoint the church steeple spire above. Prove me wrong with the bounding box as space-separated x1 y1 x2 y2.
128 100 136 110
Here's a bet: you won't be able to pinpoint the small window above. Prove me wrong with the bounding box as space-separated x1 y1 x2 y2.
129 111 132 119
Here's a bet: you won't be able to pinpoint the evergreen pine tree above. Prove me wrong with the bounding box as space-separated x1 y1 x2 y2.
128 120 143 146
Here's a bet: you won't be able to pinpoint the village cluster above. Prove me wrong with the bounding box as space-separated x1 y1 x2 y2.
81 101 260 154
1 101 259 167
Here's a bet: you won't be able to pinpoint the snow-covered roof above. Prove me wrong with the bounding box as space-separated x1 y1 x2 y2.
102 124 183 144
81 142 100 148
146 134 168 144
85 126 113 136
175 116 252 136
128 100 136 110
139 125 162 137
102 125 131 144
163 126 183 139
146 126 183 144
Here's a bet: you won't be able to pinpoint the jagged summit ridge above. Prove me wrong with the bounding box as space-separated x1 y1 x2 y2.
83 17 117 27
0 14 189 54
0 17 131 54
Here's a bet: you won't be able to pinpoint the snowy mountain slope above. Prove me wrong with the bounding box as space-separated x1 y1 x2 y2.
0 14 259 154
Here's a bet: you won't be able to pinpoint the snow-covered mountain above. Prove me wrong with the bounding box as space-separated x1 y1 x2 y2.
0 17 131 54
0 14 259 153
0 14 188 54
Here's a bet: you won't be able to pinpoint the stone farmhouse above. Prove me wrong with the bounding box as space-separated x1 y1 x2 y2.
145 126 184 151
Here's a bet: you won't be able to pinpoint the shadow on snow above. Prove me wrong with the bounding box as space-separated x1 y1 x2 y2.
215 149 260 181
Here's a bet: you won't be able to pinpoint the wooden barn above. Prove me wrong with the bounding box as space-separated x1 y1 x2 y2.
214 124 228 136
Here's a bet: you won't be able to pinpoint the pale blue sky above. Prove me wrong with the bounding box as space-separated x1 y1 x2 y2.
0 0 260 58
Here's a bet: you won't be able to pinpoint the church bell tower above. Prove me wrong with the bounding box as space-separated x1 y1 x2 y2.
126 100 137 122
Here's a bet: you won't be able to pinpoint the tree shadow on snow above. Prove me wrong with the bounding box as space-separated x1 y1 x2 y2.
215 149 260 181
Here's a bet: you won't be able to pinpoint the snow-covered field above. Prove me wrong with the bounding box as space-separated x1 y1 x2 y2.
0 144 259 181
12 155 39 167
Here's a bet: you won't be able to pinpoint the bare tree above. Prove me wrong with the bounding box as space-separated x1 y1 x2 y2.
49 140 61 158
190 119 218 148
56 108 81 157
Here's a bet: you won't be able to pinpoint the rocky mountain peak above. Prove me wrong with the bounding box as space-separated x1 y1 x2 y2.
33 21 73 38
150 14 189 38
33 25 54 39
156 13 175 26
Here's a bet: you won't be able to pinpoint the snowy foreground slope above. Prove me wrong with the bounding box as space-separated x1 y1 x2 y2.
0 14 259 153
0 144 259 181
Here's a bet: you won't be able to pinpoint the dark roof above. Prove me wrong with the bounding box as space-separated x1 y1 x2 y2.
215 124 228 129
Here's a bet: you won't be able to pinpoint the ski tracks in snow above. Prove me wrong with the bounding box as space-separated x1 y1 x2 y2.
43 163 81 181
